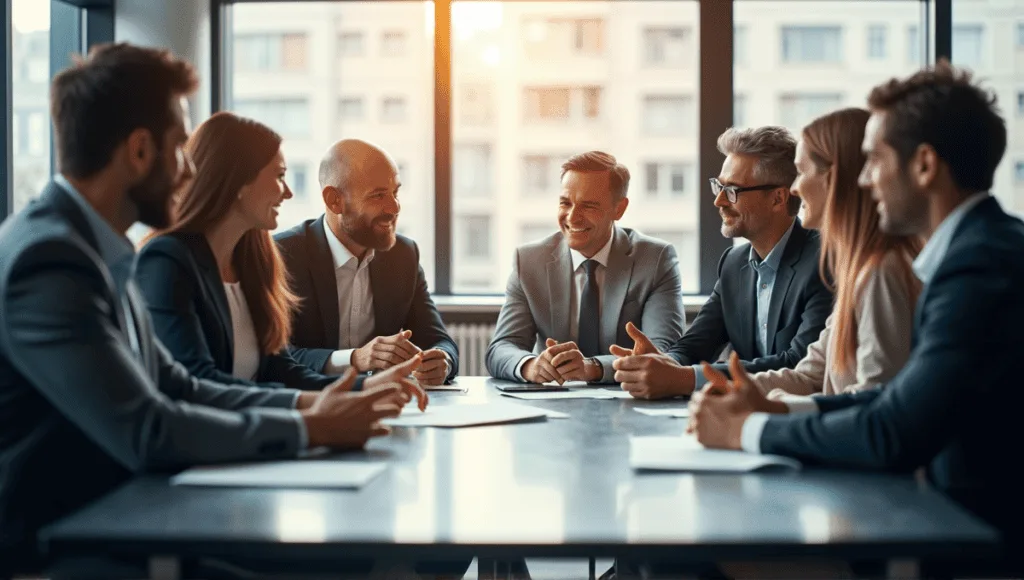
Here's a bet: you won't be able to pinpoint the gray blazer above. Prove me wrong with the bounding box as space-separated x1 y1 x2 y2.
486 226 685 382
0 183 303 569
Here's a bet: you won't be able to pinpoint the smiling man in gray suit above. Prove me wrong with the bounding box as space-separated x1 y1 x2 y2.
486 151 685 384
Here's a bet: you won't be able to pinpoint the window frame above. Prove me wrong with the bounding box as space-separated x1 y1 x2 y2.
198 0 943 297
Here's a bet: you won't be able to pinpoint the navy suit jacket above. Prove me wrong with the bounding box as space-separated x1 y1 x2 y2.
760 197 1024 555
275 216 458 379
668 219 833 374
135 232 350 391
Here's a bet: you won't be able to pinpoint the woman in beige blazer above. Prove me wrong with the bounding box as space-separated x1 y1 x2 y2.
750 108 923 398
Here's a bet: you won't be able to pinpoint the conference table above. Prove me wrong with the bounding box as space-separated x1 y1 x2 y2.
40 377 998 579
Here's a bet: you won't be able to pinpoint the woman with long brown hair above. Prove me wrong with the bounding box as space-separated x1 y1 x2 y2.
748 107 922 397
134 111 425 397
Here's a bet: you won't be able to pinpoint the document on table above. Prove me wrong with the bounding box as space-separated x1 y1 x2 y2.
171 461 387 489
634 407 690 418
500 388 634 400
629 436 801 472
381 402 550 427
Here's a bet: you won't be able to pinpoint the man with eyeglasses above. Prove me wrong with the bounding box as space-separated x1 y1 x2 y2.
609 126 832 400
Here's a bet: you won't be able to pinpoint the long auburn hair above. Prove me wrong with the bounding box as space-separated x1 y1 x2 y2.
159 111 297 355
803 108 923 376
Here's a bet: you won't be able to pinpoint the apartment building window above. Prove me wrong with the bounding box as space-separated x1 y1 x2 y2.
521 223 553 246
574 18 604 54
1016 161 1024 185
523 86 602 123
455 144 492 197
381 30 407 56
642 95 693 136
461 84 493 125
338 31 364 57
338 97 364 122
867 25 887 59
1018 23 1024 48
583 87 601 119
522 155 567 195
461 216 491 260
644 27 691 67
644 162 691 198
779 93 843 131
781 26 842 63
734 25 747 66
290 165 308 201
381 96 407 123
233 99 310 138
953 24 983 68
734 94 747 127
907 25 921 64
235 33 307 72
1017 92 1024 117
524 18 604 57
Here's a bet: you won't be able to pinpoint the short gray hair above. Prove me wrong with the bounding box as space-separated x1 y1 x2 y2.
716 126 798 189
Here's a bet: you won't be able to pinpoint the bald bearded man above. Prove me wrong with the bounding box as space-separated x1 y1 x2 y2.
276 139 458 386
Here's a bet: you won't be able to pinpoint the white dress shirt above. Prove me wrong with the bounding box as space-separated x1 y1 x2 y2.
224 282 261 381
515 233 614 380
739 192 991 454
323 224 376 374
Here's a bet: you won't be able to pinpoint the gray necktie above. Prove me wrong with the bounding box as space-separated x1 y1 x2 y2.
577 259 600 357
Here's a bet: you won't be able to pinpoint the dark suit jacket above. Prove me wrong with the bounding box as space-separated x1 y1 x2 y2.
760 197 1024 560
135 232 344 391
275 216 458 379
0 184 305 573
668 219 832 374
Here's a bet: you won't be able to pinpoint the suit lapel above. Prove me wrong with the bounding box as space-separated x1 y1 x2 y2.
600 227 634 353
189 234 234 365
765 223 805 353
547 237 573 341
309 217 341 347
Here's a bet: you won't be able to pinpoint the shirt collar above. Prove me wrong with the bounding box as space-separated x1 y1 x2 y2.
912 192 990 284
324 219 375 270
569 228 615 272
53 174 135 269
748 219 796 271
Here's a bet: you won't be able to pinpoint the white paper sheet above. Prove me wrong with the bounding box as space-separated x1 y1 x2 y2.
171 461 387 489
629 436 801 472
633 407 690 418
381 403 549 427
423 384 467 392
500 388 634 400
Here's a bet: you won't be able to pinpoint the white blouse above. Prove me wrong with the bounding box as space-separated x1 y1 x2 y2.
224 282 260 381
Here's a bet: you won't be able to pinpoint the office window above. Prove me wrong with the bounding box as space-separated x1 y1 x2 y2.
734 25 747 66
1018 92 1024 117
781 26 842 63
382 30 407 56
233 99 310 138
734 94 746 127
290 165 308 201
338 97 364 122
523 17 605 58
229 2 435 289
644 162 692 198
235 33 307 72
460 84 494 125
1018 23 1024 48
642 95 693 136
381 96 408 123
461 216 492 259
644 27 691 67
907 25 920 64
455 144 492 197
11 0 51 213
953 24 983 68
338 31 364 56
779 93 843 132
867 24 887 59
1016 162 1024 184
453 1 699 293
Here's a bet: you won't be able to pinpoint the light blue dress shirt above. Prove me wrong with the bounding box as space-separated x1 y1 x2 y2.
739 193 991 454
52 176 309 447
691 220 796 391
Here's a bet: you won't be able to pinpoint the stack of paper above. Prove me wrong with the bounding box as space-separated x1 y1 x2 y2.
500 388 634 401
629 436 801 472
381 402 551 427
171 461 387 489
633 407 690 418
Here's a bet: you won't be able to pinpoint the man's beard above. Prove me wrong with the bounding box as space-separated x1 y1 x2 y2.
128 157 175 229
341 209 397 251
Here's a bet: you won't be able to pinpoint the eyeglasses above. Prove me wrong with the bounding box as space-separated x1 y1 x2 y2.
709 177 784 204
